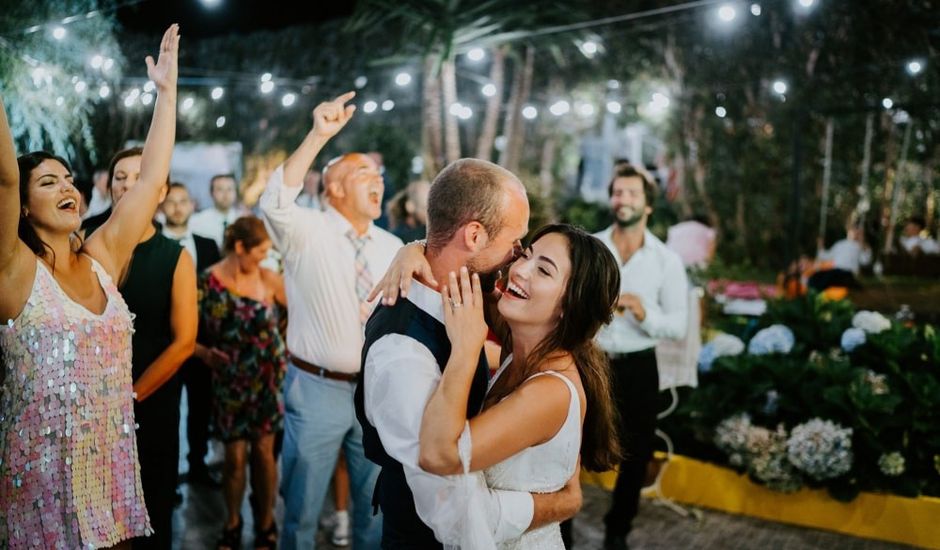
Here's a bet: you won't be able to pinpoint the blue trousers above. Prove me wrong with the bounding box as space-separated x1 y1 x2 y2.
279 364 382 549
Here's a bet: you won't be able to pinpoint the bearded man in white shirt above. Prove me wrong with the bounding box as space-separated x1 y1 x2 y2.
259 92 401 550
189 173 245 248
592 164 688 550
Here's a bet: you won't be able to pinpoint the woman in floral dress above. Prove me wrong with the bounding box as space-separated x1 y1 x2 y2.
196 216 287 549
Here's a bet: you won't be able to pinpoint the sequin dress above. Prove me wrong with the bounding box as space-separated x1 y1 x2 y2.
0 257 151 549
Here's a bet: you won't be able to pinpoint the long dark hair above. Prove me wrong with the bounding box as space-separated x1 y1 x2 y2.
486 223 622 472
17 151 76 261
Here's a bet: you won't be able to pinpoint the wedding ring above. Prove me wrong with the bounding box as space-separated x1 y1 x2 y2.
451 299 462 308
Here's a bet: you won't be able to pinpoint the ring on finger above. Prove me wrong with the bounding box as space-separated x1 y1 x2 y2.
451 299 462 308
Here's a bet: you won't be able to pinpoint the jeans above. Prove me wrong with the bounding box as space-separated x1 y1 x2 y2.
279 363 382 550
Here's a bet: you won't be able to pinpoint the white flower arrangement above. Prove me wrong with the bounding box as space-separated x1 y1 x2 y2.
863 370 889 396
878 452 905 477
787 418 854 480
715 414 802 492
851 311 891 335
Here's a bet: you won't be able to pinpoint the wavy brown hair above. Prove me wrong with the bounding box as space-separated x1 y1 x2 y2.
486 223 622 472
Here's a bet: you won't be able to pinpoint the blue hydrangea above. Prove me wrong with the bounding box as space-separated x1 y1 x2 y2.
699 333 745 372
747 324 795 356
840 327 866 352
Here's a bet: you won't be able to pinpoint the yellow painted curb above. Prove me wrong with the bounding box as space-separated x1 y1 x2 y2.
583 455 940 549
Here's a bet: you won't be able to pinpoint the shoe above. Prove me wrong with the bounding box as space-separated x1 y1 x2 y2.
216 516 243 550
330 510 350 547
603 532 628 550
253 520 277 550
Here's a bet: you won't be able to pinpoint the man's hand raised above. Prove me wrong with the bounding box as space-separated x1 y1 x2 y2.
312 91 357 140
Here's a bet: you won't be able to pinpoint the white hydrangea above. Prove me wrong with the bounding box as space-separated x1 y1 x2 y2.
714 413 751 455
787 418 853 480
711 333 746 357
852 311 891 335
878 452 905 477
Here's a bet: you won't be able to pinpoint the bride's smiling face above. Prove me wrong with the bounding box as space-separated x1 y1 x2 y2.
497 232 571 329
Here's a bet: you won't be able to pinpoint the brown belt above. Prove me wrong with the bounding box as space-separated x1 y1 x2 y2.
291 356 358 383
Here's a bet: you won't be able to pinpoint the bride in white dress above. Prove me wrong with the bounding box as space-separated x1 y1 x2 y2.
415 223 623 549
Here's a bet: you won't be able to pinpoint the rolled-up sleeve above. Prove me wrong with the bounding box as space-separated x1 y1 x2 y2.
258 165 303 256
639 253 689 340
363 334 534 543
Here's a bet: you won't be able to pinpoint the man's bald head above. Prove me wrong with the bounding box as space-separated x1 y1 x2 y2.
322 152 384 228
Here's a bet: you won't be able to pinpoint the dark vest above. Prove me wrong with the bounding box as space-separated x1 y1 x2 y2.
192 233 221 274
355 299 489 549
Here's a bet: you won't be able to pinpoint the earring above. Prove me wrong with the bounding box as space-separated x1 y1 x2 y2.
21 208 29 218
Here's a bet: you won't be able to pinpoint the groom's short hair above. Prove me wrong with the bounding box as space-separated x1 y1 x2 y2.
426 158 518 252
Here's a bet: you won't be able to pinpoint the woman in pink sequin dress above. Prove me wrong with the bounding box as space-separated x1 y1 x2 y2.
0 25 180 549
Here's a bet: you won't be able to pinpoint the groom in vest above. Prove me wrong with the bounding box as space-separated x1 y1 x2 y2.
356 159 583 548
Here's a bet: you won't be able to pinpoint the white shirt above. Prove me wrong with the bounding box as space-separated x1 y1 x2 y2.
189 207 244 249
259 165 402 373
162 226 197 264
594 226 689 354
363 282 534 544
900 235 940 255
296 192 322 210
84 187 111 219
819 239 872 274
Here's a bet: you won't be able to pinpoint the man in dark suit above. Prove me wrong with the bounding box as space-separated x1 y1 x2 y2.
162 182 222 485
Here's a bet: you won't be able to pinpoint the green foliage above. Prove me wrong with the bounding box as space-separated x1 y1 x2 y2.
0 0 122 164
663 296 940 500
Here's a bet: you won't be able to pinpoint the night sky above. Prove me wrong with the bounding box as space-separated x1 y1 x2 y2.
116 0 357 38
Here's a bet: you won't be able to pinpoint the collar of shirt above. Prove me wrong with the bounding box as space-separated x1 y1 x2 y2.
162 226 193 242
598 225 661 266
324 205 376 242
405 281 445 324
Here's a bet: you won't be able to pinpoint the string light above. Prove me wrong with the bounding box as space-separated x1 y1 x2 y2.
715 106 727 117
606 101 622 114
772 80 787 94
216 116 226 128
98 84 110 98
750 3 762 15
549 100 570 116
906 60 923 75
74 81 87 93
211 86 224 100
261 73 272 83
260 80 275 94
363 100 377 113
281 92 296 107
394 72 412 86
141 92 153 105
381 99 395 111
181 96 194 111
52 26 67 40
882 97 893 109
481 83 497 97
355 76 368 88
143 81 155 93
576 102 596 117
102 58 114 72
90 55 104 69
717 4 736 22
522 105 538 119
467 48 485 62
579 41 598 57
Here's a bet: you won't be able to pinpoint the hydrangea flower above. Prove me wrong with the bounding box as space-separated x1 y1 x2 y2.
878 452 905 477
841 327 866 352
714 413 751 455
852 311 891 334
863 370 889 395
747 324 795 356
787 418 853 480
747 425 802 492
698 333 745 372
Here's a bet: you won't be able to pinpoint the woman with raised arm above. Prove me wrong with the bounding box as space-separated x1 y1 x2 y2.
0 25 180 550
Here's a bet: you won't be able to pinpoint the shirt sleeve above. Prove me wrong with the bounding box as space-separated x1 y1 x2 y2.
258 165 303 256
363 334 534 543
639 250 689 340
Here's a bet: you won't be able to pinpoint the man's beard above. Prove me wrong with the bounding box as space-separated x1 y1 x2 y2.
469 257 513 294
614 206 644 228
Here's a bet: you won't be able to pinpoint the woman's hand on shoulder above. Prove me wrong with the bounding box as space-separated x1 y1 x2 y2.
368 241 437 305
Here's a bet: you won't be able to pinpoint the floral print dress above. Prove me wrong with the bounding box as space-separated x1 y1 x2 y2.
198 271 287 442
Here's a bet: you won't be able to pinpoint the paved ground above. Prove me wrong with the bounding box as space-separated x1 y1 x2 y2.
171 467 917 549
